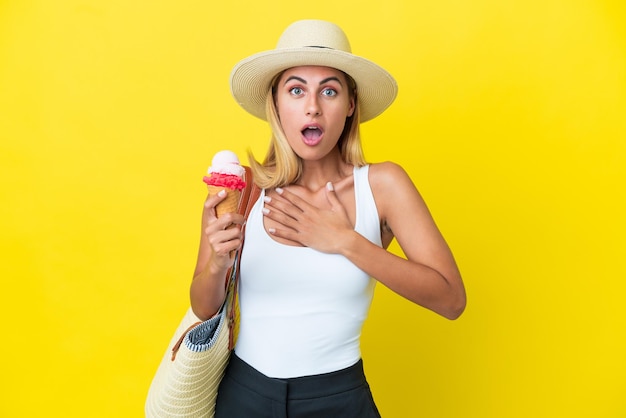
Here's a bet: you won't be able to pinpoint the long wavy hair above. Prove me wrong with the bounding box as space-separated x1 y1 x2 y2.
248 70 366 189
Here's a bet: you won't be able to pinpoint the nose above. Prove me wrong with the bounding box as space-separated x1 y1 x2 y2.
305 95 322 116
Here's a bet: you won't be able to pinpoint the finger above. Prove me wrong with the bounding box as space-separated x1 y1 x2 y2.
221 212 245 228
210 238 242 259
206 226 242 245
263 194 300 225
206 225 244 255
211 212 246 232
275 187 314 212
204 189 228 210
324 181 341 208
266 225 304 246
203 189 228 222
262 204 299 232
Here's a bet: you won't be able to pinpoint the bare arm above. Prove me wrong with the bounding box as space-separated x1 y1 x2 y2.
263 162 466 319
344 163 465 319
190 190 245 320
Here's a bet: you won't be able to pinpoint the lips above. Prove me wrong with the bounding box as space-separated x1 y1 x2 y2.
301 124 324 146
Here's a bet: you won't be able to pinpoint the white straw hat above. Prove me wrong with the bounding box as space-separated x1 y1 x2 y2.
230 20 398 122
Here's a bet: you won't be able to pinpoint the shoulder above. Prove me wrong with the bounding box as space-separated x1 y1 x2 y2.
367 162 429 221
366 162 425 245
367 161 416 195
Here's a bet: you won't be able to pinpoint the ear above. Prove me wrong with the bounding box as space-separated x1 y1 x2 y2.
347 96 356 117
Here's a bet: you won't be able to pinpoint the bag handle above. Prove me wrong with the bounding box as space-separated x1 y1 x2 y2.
227 166 260 349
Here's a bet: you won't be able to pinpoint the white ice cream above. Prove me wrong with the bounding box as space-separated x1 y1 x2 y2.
208 150 245 177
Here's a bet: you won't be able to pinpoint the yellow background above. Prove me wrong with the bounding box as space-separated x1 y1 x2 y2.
1 0 624 416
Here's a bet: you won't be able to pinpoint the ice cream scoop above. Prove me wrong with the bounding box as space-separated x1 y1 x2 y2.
203 150 247 217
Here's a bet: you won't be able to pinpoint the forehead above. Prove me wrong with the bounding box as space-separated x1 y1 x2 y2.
279 66 348 83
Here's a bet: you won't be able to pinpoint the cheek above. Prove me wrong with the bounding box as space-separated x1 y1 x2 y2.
277 104 295 125
276 97 297 120
276 111 300 142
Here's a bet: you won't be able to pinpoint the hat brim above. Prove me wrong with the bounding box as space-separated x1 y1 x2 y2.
230 48 397 122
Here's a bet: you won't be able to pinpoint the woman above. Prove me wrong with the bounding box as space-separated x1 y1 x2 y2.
191 20 466 417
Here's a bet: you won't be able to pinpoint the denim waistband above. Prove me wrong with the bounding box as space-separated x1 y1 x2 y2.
226 354 368 401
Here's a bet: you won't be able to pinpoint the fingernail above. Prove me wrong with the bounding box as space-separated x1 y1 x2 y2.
268 227 276 234
263 196 272 203
275 187 284 195
326 182 334 191
262 208 270 215
218 190 227 197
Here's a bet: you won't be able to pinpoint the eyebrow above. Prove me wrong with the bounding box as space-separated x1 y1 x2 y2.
283 75 344 87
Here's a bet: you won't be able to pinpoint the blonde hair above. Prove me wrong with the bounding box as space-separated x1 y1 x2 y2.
248 71 365 189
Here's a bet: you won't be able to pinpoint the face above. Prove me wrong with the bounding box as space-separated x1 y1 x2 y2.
274 66 355 162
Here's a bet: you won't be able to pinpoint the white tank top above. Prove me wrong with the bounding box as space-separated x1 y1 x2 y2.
235 165 382 378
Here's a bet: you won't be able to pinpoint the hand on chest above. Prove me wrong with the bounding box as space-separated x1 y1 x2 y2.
262 179 356 249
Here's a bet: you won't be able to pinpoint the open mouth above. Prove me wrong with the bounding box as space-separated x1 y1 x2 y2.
301 125 323 145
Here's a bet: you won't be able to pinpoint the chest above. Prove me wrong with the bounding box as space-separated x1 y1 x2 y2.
263 183 357 247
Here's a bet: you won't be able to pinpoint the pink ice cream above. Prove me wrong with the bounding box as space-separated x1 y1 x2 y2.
202 150 246 191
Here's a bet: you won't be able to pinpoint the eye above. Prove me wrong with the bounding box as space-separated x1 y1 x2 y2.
289 87 304 96
321 88 337 97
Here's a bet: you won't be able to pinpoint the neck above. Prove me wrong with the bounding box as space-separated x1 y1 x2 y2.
297 155 352 191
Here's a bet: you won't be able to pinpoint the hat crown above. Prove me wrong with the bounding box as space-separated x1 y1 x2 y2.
276 20 352 53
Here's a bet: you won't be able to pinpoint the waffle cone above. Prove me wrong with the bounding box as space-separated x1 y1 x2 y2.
207 186 241 218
